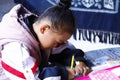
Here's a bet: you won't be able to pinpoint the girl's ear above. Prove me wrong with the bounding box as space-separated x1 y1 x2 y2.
40 24 50 34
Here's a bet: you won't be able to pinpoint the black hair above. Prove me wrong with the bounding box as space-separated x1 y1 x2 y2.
36 0 75 35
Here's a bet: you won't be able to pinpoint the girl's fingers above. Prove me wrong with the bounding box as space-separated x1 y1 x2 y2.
74 66 91 77
83 67 91 76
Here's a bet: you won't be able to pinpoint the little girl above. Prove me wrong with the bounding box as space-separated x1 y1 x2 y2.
0 0 90 80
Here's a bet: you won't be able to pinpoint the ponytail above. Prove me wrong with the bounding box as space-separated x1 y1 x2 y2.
57 0 72 9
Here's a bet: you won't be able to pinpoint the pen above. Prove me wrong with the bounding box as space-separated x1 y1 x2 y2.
70 55 82 77
70 55 75 69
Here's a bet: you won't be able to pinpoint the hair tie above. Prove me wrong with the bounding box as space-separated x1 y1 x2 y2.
58 0 71 9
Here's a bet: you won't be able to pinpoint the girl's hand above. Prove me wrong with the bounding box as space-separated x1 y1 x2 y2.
74 61 91 77
66 68 75 80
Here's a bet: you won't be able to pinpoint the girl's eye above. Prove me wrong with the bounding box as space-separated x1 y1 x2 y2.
55 42 65 48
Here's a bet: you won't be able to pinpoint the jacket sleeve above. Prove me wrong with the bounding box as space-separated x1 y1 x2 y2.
39 66 68 80
49 48 86 67
50 41 87 67
1 42 69 80
1 42 40 80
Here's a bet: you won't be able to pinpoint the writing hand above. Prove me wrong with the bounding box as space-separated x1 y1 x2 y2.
74 61 91 77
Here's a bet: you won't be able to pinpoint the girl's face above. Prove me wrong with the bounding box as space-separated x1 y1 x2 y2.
41 30 71 49
39 27 71 49
33 22 71 49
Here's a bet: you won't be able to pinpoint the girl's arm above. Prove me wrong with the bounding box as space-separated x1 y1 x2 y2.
1 42 74 80
1 42 39 80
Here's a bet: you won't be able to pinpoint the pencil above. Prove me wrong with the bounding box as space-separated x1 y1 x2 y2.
70 55 75 69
